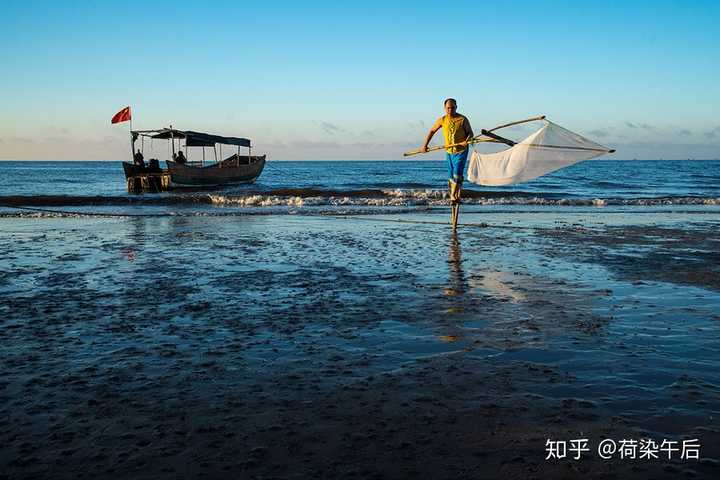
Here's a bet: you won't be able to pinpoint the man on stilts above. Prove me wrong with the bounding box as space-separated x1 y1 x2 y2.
420 98 474 229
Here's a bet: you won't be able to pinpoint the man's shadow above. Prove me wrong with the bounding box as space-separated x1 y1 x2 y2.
437 231 470 344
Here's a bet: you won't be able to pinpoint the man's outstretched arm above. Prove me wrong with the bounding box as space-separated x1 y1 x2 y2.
421 118 443 152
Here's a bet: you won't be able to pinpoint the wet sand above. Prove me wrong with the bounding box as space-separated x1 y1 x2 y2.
1 210 719 479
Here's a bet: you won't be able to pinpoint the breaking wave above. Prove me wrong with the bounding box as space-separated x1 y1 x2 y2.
1 189 719 210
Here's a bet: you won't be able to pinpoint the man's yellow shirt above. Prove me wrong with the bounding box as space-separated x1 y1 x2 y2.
441 114 471 154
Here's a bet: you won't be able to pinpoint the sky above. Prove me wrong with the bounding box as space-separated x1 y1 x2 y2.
0 0 719 160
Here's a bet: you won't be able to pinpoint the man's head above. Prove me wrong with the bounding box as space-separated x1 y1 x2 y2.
444 98 457 115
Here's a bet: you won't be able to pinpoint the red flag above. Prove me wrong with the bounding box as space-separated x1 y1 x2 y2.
111 106 132 124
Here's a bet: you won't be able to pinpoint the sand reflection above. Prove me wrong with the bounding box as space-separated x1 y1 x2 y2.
470 270 527 303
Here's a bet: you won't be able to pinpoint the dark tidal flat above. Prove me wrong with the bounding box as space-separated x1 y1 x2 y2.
1 210 719 479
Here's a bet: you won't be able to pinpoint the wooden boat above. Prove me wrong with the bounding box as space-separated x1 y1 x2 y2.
122 127 266 192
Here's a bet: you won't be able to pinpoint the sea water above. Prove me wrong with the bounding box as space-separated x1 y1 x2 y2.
1 160 719 217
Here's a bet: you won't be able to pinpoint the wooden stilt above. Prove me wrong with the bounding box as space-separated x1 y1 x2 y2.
449 179 462 229
448 180 453 227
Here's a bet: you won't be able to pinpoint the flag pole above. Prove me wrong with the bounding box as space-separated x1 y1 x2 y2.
129 106 134 158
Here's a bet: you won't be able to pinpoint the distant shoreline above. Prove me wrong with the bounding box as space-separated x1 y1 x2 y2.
1 158 719 162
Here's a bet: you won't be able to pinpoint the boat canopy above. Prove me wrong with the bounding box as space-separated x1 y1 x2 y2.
132 128 251 147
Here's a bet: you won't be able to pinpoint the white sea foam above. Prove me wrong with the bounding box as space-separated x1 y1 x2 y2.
205 193 720 208
208 194 312 207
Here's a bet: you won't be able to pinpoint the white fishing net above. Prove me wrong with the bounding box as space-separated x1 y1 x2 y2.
467 120 612 186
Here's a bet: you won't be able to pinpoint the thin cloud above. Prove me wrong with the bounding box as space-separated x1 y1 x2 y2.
319 121 344 135
625 122 653 130
292 140 340 149
351 142 384 148
48 126 70 135
388 141 418 149
587 129 610 138
678 129 692 137
361 128 380 136
262 140 287 149
503 123 537 140
609 140 720 159
9 137 35 144
505 123 535 132
406 120 426 131
704 126 720 140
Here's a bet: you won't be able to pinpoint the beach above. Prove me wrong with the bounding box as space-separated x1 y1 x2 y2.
1 208 719 479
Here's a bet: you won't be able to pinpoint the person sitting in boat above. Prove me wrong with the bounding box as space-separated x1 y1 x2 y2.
148 158 160 171
175 150 187 165
133 150 145 168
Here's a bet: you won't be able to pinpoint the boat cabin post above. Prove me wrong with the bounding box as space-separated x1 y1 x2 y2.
170 125 175 158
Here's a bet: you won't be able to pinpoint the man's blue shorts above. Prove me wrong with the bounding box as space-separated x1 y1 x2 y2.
446 149 469 182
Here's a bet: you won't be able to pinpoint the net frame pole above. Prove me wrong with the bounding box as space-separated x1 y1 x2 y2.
487 115 546 132
404 115 546 157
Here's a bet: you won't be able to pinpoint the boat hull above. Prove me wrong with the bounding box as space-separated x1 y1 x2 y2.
122 162 170 193
122 161 167 178
166 155 266 187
